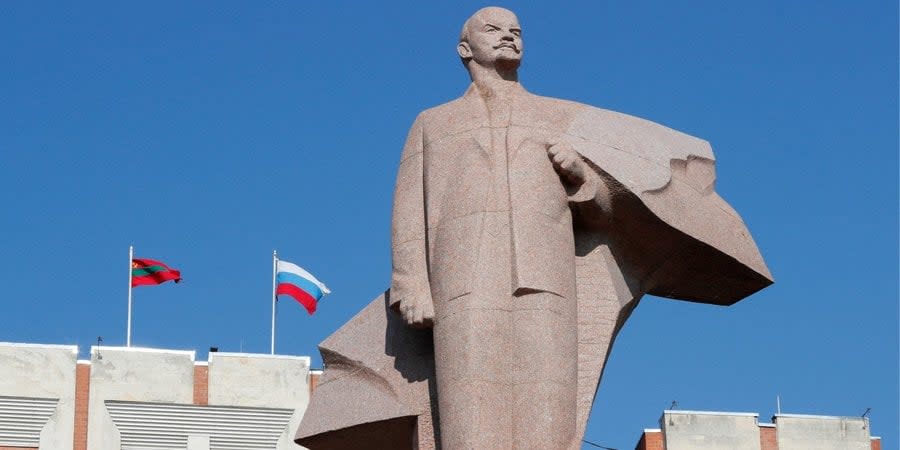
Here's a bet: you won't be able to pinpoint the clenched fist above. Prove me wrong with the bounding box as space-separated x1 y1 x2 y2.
547 142 587 186
399 296 434 329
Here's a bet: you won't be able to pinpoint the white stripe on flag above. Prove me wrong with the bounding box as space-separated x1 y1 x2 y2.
276 260 331 295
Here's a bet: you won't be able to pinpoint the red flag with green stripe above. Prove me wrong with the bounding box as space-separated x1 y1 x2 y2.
131 258 182 287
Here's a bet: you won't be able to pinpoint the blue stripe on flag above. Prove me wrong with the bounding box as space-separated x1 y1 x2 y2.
276 272 324 300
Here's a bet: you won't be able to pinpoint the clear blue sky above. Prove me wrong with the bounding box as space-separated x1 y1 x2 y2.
1 2 896 448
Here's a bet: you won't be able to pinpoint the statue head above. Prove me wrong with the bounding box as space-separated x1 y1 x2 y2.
458 7 522 75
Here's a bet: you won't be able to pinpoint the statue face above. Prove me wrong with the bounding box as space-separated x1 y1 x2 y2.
460 7 523 69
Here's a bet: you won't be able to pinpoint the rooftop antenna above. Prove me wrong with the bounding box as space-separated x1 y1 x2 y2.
666 402 679 426
96 336 103 360
861 407 871 418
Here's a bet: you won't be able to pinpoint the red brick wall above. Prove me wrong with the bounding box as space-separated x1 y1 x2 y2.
73 362 90 450
871 437 881 450
759 426 777 450
634 430 663 450
0 446 38 450
193 365 209 405
309 372 321 394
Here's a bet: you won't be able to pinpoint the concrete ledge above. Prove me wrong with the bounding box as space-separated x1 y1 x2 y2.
0 342 78 354
0 342 77 450
664 409 759 418
90 345 196 360
209 351 310 365
661 410 763 450
775 414 871 450
775 413 866 421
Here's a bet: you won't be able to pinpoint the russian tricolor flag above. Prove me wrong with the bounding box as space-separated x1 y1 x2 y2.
275 260 331 315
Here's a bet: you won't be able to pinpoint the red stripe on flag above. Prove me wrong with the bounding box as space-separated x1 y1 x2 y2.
133 258 175 270
276 283 318 315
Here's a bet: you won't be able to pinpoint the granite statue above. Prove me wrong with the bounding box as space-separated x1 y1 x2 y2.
296 7 772 449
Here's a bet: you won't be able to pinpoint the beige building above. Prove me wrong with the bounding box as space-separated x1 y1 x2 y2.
636 410 882 450
0 342 317 450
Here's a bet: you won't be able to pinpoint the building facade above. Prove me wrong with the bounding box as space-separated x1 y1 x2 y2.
0 342 318 450
636 410 882 450
5 342 884 450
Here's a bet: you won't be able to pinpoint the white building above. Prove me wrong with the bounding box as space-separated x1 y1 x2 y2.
0 342 318 450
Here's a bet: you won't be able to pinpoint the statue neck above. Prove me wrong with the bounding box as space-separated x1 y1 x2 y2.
471 78 521 103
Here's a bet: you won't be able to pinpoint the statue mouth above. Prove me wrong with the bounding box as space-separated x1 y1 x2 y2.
495 43 519 51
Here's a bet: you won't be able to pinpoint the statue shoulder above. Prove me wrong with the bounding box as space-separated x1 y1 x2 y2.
514 91 594 133
418 96 470 121
411 95 479 142
527 92 589 111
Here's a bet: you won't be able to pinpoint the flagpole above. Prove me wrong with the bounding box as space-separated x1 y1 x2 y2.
271 250 277 355
126 245 134 347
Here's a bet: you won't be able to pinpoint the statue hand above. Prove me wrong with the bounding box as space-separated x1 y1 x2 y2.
547 142 586 186
399 296 434 329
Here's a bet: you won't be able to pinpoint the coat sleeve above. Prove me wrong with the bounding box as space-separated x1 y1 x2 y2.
390 115 432 312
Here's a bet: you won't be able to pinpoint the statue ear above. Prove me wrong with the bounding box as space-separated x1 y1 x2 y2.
457 42 472 60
